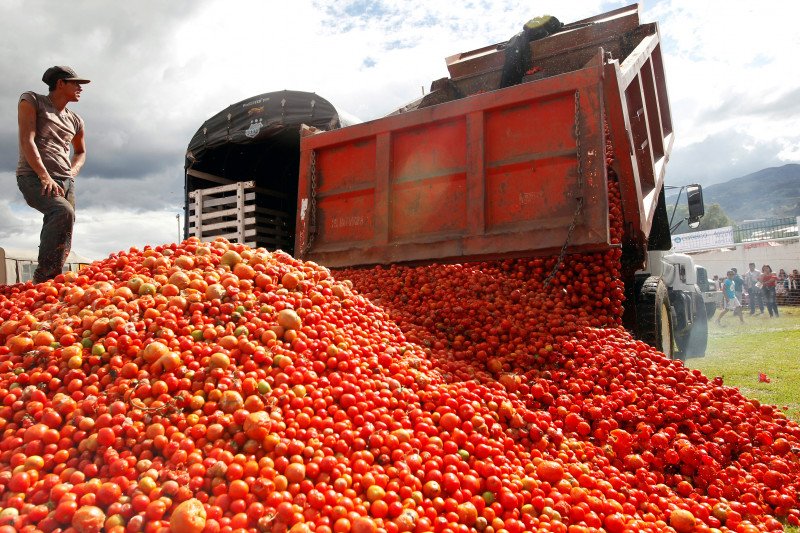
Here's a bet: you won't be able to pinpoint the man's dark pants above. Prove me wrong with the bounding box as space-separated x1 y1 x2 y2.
748 287 764 314
16 175 75 283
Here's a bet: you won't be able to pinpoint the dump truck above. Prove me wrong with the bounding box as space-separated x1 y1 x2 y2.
185 3 709 359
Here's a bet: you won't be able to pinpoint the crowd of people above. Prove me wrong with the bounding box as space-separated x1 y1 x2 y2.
710 263 800 325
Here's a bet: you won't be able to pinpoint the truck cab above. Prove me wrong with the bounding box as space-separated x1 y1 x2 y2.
695 264 722 320
626 183 712 359
633 250 709 359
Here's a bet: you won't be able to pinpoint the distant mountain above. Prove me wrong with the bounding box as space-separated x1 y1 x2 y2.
675 164 800 223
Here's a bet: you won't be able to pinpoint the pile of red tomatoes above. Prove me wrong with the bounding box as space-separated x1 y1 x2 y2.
337 169 800 532
1 172 799 532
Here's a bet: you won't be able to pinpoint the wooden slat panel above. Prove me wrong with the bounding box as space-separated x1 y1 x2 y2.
445 3 640 81
190 192 257 209
188 179 287 199
189 180 255 197
531 9 640 59
190 180 293 249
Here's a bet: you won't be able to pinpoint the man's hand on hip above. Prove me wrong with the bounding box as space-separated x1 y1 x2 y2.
40 176 64 197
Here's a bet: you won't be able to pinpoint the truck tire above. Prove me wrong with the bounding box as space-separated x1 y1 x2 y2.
677 293 708 358
705 302 717 320
636 276 675 358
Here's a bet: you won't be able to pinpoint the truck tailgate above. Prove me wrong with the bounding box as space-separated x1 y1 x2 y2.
296 60 609 268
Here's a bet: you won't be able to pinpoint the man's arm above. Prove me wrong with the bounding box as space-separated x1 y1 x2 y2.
70 128 86 177
18 99 63 197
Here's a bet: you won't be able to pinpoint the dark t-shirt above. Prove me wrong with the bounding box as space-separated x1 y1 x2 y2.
733 274 744 292
17 91 84 178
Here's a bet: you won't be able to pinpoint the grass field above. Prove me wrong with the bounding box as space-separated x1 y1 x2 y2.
686 306 800 422
685 306 800 532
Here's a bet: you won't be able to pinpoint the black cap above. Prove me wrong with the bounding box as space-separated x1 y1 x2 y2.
42 66 90 86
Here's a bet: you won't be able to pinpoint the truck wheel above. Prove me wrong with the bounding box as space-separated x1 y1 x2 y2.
704 302 717 320
677 293 708 358
636 276 674 358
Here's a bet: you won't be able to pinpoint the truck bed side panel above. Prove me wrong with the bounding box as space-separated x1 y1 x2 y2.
604 28 674 265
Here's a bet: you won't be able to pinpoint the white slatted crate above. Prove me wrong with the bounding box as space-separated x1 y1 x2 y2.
188 181 291 249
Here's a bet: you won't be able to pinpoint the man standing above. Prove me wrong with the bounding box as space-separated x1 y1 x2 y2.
743 262 764 315
716 270 744 325
16 66 89 283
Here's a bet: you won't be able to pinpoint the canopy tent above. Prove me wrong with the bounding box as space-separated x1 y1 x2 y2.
0 247 94 285
184 90 358 251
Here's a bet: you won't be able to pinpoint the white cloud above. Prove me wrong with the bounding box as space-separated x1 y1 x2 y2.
0 172 182 260
0 200 36 240
73 207 182 260
646 0 800 183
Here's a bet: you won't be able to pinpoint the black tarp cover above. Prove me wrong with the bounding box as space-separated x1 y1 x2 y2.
185 90 346 165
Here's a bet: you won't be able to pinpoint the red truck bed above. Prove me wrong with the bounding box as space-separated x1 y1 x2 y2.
295 3 672 269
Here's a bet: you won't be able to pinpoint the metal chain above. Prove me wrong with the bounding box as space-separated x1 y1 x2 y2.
574 90 583 191
543 197 584 289
543 90 584 290
304 150 318 255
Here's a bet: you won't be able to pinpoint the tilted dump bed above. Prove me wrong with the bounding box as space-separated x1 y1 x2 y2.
295 3 673 269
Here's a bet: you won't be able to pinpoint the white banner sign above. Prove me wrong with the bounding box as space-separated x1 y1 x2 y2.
671 226 735 252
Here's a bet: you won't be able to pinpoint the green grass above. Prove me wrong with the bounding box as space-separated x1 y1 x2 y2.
686 306 800 422
686 306 800 532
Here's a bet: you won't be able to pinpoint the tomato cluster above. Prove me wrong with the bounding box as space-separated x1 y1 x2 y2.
0 164 798 532
340 257 800 532
334 153 799 532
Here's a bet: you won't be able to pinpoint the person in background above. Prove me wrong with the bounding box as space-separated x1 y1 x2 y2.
731 268 744 306
743 262 764 315
777 268 789 304
790 269 800 306
716 270 744 325
16 66 89 283
760 264 779 318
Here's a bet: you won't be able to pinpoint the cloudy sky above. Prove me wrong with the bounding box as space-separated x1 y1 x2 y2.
1 0 798 261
